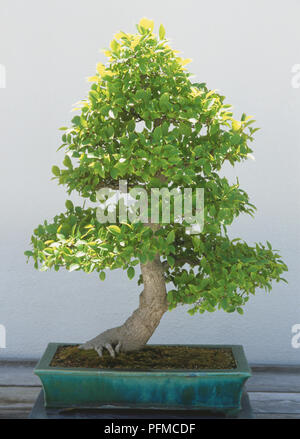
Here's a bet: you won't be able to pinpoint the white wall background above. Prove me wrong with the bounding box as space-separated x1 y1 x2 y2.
0 0 299 364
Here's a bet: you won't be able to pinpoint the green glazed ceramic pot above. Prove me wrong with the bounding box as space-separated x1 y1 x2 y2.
34 343 251 415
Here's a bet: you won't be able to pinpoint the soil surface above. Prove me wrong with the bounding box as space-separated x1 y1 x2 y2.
50 345 236 370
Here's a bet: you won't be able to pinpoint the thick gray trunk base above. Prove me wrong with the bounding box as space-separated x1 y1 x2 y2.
80 255 168 357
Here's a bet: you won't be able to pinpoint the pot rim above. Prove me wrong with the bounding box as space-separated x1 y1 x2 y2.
35 343 252 377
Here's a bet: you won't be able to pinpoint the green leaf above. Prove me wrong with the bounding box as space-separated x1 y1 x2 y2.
167 290 174 303
99 271 106 281
159 24 166 40
52 166 60 176
230 134 241 145
71 115 81 127
63 155 73 169
221 298 228 310
127 266 135 279
127 120 135 133
139 61 147 74
161 121 169 136
24 251 33 257
110 167 119 179
237 307 244 315
65 200 74 211
167 255 175 267
279 277 288 284
139 253 147 264
179 122 191 136
159 93 170 112
153 126 162 142
106 125 114 138
166 230 175 244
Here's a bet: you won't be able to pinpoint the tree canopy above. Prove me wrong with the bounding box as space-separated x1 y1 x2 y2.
26 18 288 316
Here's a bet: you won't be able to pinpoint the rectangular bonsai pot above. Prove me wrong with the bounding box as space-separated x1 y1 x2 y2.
34 343 251 414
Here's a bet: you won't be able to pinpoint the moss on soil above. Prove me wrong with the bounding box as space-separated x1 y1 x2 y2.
50 345 236 370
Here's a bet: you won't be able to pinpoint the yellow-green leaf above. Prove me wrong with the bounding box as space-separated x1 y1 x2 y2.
139 17 154 31
52 166 60 176
232 120 242 131
84 224 94 229
159 24 166 40
107 225 121 235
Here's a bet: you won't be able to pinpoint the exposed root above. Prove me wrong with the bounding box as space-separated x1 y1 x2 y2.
79 326 145 357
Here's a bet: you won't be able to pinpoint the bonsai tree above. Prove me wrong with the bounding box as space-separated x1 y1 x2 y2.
26 18 288 357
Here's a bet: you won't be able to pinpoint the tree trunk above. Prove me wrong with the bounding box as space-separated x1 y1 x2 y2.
79 254 168 357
